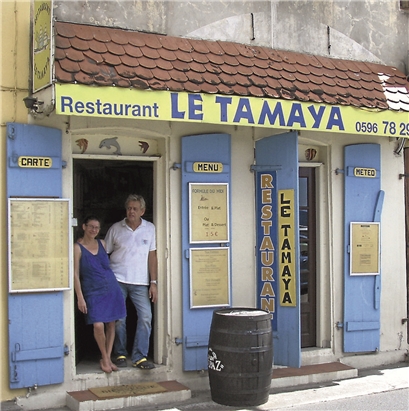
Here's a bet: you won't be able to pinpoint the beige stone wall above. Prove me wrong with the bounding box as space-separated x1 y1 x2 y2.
0 0 31 402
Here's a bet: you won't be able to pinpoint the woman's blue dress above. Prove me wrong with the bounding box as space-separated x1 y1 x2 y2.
78 239 126 325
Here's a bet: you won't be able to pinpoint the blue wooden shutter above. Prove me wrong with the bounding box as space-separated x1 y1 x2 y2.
181 133 231 371
255 131 301 368
343 143 382 352
7 123 65 389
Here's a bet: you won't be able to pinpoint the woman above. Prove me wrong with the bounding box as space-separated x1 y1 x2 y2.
74 216 126 373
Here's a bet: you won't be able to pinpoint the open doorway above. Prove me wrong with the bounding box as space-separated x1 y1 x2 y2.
299 167 317 347
73 158 154 369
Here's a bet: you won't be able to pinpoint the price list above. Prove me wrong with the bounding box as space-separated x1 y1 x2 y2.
9 199 70 292
189 183 229 243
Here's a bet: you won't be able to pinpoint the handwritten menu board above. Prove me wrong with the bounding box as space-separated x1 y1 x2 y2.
190 247 230 308
9 199 70 292
350 222 380 275
189 183 229 243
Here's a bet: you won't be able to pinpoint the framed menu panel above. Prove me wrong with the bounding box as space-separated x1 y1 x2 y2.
190 247 230 308
8 198 71 292
350 222 380 276
189 183 229 243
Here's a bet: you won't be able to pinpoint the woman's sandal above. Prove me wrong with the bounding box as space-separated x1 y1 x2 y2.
133 358 155 369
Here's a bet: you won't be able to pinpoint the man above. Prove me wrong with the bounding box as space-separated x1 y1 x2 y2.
105 194 158 369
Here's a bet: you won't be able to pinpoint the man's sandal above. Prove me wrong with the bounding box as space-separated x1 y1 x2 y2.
114 356 127 367
133 358 155 369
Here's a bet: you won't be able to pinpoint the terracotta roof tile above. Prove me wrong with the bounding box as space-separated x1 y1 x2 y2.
106 42 125 56
189 39 210 54
204 63 222 75
236 65 253 76
116 78 131 87
83 50 104 64
55 36 71 49
138 56 157 70
59 58 81 73
191 51 209 64
55 48 66 61
158 48 177 61
186 70 204 84
149 79 167 90
168 69 188 82
158 35 179 51
184 81 202 93
122 43 143 58
104 53 122 66
54 21 409 112
172 59 190 72
175 49 193 63
220 64 238 75
231 84 248 95
235 74 252 87
93 28 111 43
249 74 267 88
72 24 94 41
219 72 236 86
74 71 94 85
208 53 225 65
79 59 100 75
126 32 145 47
55 61 73 82
234 43 255 58
89 41 108 54
116 64 138 78
156 59 173 71
264 86 280 98
130 78 150 89
218 41 240 57
204 40 224 56
70 37 90 51
248 85 265 97
217 83 235 94
152 67 172 82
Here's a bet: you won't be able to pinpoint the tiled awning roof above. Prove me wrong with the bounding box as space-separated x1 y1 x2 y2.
54 21 409 112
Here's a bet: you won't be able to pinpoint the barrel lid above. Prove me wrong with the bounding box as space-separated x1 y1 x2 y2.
216 308 268 317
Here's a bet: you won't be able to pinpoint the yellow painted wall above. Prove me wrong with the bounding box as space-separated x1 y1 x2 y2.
0 0 31 401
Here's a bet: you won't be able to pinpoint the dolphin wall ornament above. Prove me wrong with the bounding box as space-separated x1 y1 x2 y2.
99 137 122 155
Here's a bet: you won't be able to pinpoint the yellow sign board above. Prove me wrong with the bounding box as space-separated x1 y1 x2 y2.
56 83 409 137
193 162 223 173
354 167 376 178
350 222 380 275
190 248 230 308
189 183 229 243
8 198 70 292
33 0 52 92
18 156 52 168
278 189 296 307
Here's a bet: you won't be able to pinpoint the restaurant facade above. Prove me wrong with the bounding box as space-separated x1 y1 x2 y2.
1 1 409 408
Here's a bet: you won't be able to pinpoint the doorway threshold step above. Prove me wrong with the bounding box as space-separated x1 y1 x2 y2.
66 380 191 411
271 362 357 389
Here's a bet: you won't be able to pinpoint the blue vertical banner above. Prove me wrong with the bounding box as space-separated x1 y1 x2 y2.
256 171 278 331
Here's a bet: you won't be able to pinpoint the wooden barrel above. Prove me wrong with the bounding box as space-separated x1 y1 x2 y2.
208 308 273 406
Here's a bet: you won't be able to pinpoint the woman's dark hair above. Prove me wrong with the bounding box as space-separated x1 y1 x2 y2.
82 215 101 225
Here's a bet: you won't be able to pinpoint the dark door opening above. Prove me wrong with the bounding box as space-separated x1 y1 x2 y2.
404 148 409 343
73 159 154 367
299 167 317 348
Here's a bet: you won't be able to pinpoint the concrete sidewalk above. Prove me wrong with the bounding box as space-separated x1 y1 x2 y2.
138 362 409 411
2 362 408 411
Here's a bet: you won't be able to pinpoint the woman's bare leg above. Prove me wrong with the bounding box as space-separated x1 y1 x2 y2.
93 322 112 373
105 321 118 371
